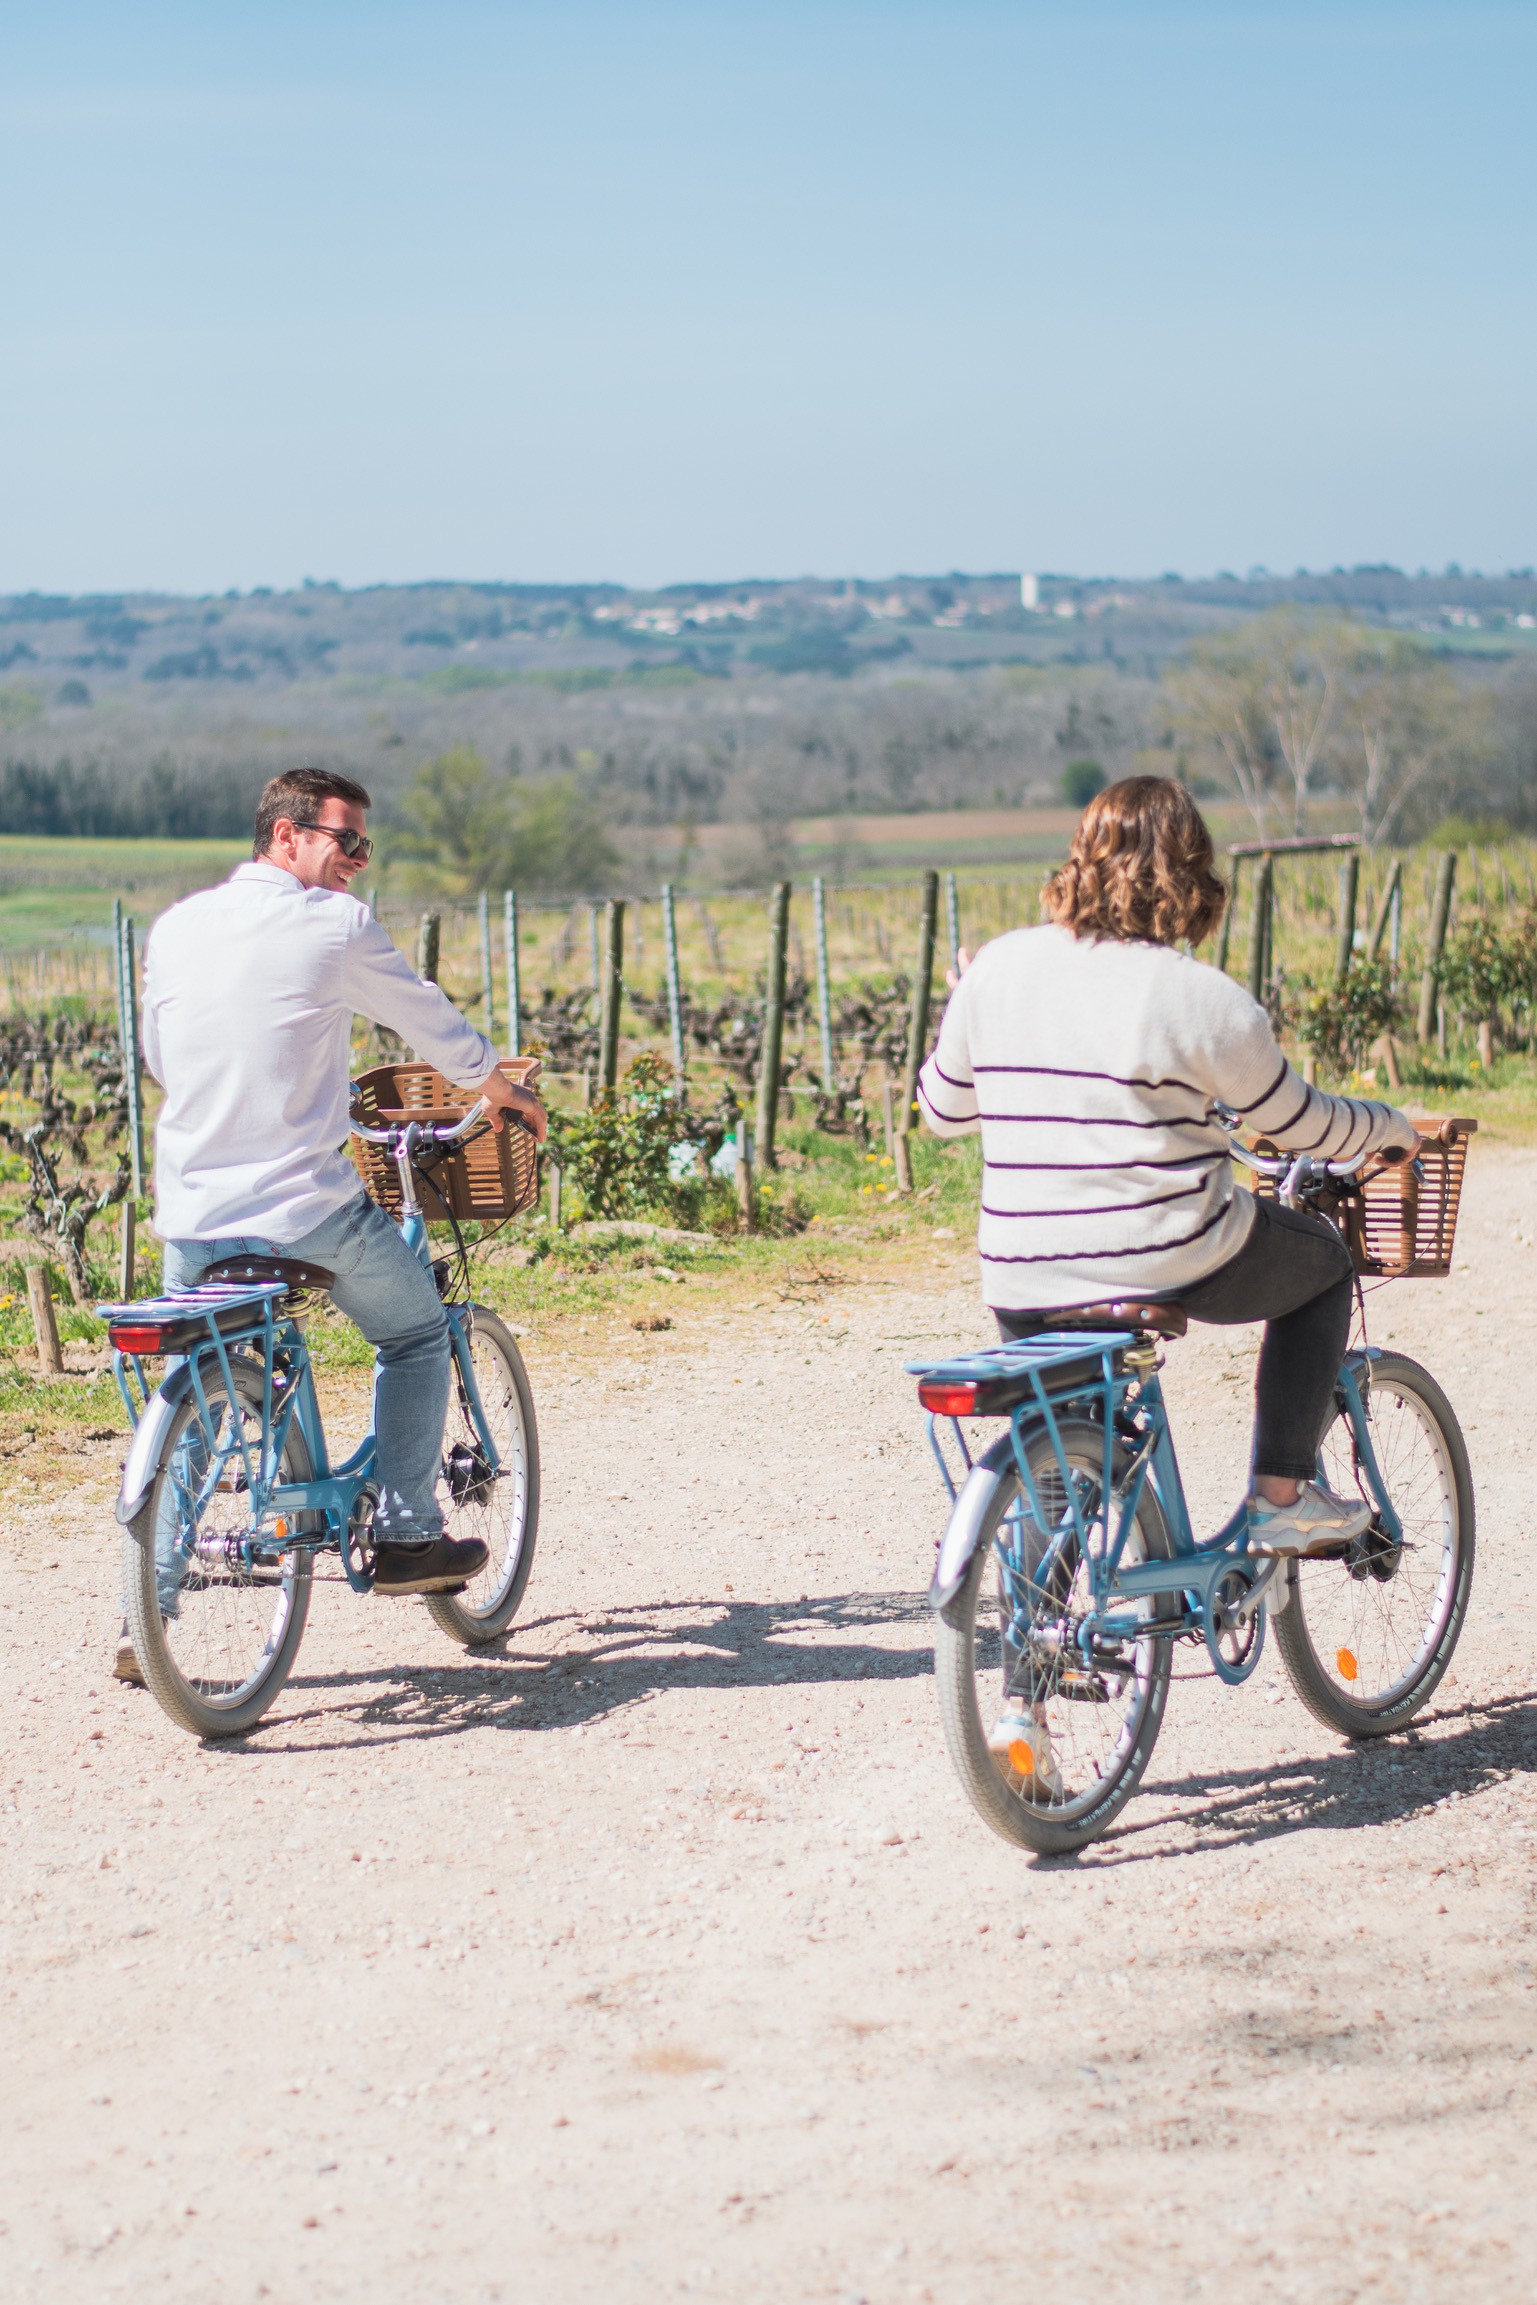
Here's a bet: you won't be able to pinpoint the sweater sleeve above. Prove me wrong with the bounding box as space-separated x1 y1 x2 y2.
1209 977 1418 1162
342 914 499 1088
917 981 979 1138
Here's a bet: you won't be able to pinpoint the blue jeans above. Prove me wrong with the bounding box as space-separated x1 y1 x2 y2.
164 1193 450 1545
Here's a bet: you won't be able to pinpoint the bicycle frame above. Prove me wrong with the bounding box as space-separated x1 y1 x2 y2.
917 1335 1401 1685
110 1199 503 1571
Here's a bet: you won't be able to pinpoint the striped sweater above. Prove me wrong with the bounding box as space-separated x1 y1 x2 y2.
918 923 1417 1311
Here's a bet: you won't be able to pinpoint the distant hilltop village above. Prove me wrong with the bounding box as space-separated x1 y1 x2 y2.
2 567 1535 698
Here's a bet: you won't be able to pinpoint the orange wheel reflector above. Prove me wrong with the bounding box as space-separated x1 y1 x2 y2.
1336 1647 1359 1682
1008 1739 1035 1775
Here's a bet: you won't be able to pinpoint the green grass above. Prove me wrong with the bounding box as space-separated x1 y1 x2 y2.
0 833 246 954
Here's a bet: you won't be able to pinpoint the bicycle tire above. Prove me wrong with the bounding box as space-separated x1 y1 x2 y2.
1274 1351 1474 1738
124 1359 313 1740
934 1418 1175 1856
425 1307 541 1647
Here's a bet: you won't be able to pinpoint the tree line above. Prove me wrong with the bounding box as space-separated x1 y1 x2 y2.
2 610 1536 874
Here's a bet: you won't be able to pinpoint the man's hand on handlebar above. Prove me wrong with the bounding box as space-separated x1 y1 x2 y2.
475 1064 549 1143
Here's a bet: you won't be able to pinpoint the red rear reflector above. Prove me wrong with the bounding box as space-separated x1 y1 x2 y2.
109 1325 172 1354
918 1380 979 1415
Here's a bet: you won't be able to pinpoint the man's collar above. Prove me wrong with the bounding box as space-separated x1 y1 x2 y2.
233 860 306 892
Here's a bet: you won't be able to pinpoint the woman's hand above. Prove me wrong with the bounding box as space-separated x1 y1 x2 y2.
945 946 973 993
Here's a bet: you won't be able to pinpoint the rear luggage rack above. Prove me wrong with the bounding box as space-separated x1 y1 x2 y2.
98 1282 289 1359
907 1331 1136 1418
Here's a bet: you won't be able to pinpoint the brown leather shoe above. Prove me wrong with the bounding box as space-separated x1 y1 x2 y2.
113 1624 145 1687
373 1534 489 1596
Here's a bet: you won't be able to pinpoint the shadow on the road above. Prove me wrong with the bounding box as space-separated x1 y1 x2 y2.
234 1588 935 1755
1052 1686 1537 1869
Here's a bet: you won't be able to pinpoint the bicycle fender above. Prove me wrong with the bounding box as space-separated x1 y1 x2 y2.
929 1432 1016 1618
115 1363 197 1525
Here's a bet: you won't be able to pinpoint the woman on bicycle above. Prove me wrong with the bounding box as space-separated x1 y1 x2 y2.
919 775 1420 1575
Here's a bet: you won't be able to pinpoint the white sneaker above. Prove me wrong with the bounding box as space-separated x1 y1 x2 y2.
987 1707 1065 1800
1248 1480 1372 1557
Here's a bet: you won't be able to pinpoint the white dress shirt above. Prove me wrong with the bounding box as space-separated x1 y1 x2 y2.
143 861 499 1243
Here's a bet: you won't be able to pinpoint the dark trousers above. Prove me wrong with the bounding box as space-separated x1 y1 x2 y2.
996 1198 1355 1483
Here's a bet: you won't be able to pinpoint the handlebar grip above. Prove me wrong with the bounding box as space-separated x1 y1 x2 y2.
1378 1143 1410 1164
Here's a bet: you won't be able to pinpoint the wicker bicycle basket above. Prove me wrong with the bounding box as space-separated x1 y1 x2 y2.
349 1059 541 1223
1252 1116 1476 1279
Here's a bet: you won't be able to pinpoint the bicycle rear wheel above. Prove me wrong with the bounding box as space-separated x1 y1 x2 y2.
1274 1351 1473 1737
934 1418 1174 1855
425 1306 540 1647
124 1359 313 1740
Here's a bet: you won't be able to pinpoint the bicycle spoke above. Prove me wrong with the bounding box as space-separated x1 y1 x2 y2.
1305 1376 1460 1710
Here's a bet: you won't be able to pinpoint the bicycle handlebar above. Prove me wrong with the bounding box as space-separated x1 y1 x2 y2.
1209 1100 1422 1209
350 1097 492 1150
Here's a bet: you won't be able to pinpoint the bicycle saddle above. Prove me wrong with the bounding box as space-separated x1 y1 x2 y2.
1008 1300 1189 1341
200 1254 336 1296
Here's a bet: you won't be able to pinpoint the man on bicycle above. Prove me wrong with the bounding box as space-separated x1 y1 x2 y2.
117 767 546 1682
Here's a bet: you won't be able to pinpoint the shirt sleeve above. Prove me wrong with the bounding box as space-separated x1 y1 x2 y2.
341 914 499 1088
1211 977 1418 1162
917 980 979 1138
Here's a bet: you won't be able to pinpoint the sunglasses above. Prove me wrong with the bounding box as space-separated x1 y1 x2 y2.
293 819 374 864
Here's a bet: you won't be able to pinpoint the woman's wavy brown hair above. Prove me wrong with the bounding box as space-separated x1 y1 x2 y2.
1045 776 1227 947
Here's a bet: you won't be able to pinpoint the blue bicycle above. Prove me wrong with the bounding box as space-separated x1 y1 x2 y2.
104 1099 540 1740
912 1126 1475 1854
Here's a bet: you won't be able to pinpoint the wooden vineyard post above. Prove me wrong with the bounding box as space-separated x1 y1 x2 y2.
589 904 601 991
26 1267 63 1378
754 880 791 1172
598 899 625 1092
547 1149 563 1233
945 870 961 972
812 876 835 1092
1417 851 1457 1043
1216 856 1239 975
1334 851 1359 983
894 869 939 1194
1368 859 1403 962
119 914 146 1204
478 890 495 1038
661 881 686 1094
1247 854 1273 1005
503 890 521 1056
417 912 441 985
119 1200 136 1300
735 1129 756 1233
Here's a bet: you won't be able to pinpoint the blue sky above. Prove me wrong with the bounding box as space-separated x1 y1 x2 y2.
1 3 1531 592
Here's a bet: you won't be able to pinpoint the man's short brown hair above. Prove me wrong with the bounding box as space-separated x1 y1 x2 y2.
1044 776 1227 948
254 768 373 859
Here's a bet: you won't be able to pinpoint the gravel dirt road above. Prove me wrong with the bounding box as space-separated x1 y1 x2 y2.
3 1153 1536 2303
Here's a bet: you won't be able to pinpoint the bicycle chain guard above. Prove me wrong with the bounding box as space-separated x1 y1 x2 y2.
343 1486 379 1594
1202 1564 1268 1685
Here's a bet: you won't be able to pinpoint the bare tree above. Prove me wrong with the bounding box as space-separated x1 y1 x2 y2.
1165 612 1357 835
1335 633 1480 845
1162 644 1280 836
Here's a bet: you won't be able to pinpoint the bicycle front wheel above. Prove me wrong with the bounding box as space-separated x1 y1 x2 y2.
1275 1351 1474 1737
934 1418 1174 1856
124 1359 313 1740
425 1306 540 1647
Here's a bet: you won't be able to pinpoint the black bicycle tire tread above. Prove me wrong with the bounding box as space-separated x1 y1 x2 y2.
934 1420 1174 1855
1274 1351 1475 1739
124 1365 313 1740
425 1308 541 1648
